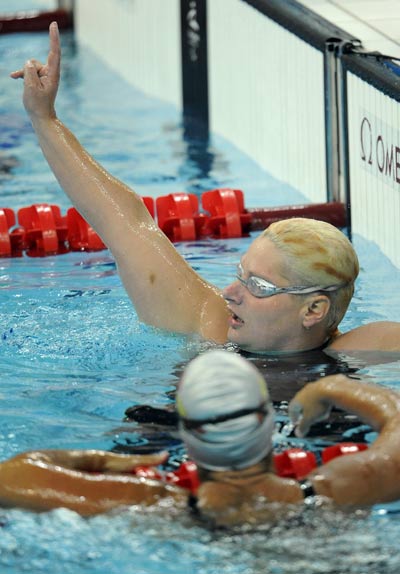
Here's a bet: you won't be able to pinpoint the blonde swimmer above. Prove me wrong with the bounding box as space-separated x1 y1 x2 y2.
10 22 400 356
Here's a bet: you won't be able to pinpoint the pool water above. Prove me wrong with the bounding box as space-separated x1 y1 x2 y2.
1 22 400 574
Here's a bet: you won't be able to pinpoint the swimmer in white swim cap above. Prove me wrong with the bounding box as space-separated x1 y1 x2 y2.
0 350 398 522
177 350 275 471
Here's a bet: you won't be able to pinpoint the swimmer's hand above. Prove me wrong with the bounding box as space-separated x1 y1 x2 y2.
124 405 179 427
289 381 333 437
10 21 60 120
100 451 170 473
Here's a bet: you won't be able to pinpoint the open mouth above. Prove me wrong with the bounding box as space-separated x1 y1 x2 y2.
229 309 244 326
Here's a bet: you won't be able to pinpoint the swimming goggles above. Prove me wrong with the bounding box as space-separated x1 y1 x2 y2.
236 262 345 299
180 402 272 431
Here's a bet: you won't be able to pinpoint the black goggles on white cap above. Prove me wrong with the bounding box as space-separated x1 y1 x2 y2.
179 401 272 431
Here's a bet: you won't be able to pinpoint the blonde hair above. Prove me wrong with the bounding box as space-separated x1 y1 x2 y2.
261 218 359 332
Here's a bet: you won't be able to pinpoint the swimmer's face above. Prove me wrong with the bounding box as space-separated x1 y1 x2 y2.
222 237 309 353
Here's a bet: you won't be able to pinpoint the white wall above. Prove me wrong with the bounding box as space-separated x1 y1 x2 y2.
347 73 400 267
72 0 400 269
74 0 182 108
207 0 327 204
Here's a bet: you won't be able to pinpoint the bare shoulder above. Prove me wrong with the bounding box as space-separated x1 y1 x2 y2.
329 321 400 352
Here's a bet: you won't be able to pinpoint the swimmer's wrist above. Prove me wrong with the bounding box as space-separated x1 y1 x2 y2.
29 115 61 140
298 478 316 499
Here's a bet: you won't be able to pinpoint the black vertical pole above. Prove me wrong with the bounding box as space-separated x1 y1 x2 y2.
338 55 352 238
180 0 209 137
324 38 340 205
324 37 352 233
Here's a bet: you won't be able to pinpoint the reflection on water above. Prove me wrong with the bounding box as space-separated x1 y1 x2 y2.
0 503 399 574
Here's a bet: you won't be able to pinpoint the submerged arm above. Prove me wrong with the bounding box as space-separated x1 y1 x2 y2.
24 449 170 472
0 450 186 515
11 23 229 341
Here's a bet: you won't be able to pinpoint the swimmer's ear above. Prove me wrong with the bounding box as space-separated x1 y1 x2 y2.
302 295 331 329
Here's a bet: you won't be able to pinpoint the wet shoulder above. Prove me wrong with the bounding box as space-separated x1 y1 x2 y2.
329 321 400 352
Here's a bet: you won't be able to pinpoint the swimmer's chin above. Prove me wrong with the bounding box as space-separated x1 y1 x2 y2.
226 329 253 354
226 332 281 355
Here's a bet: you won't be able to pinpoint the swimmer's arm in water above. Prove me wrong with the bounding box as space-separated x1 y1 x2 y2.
21 449 170 473
200 376 400 516
289 374 400 438
0 450 186 515
10 23 229 342
289 374 400 505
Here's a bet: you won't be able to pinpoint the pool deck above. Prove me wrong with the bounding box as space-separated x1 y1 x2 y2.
298 0 400 59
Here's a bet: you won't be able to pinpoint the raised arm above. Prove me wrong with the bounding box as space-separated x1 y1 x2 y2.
11 22 229 341
289 374 400 505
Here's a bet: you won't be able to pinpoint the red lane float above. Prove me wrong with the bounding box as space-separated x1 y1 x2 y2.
274 442 368 480
0 208 17 257
155 190 345 240
0 191 346 257
142 196 155 219
321 442 368 463
130 443 368 495
67 208 105 252
156 193 208 242
133 461 200 495
0 204 103 257
18 204 67 256
202 188 252 238
0 9 73 34
273 448 317 480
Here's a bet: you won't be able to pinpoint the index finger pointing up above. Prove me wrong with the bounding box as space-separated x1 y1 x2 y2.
47 21 61 82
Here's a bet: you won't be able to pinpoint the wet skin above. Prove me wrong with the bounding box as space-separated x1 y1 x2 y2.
223 237 318 353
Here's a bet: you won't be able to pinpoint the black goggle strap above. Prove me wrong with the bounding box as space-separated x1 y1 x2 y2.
180 402 271 431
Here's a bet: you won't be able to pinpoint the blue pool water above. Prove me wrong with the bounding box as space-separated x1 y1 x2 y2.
1 18 400 574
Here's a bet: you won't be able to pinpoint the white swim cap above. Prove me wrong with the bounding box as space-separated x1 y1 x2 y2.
177 350 275 471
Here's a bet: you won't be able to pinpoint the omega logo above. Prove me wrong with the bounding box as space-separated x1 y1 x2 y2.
360 116 400 185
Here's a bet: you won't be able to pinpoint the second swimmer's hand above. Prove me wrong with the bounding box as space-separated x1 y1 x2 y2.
10 21 60 121
101 451 169 473
288 381 332 437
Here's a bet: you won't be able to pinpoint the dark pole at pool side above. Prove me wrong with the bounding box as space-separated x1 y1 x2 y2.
324 38 355 237
180 0 209 140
